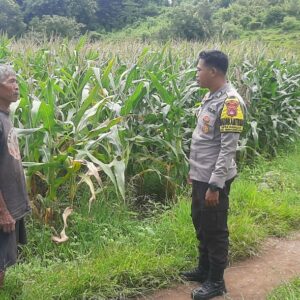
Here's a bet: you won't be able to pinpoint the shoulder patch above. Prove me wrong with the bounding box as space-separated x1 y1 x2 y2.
220 96 244 133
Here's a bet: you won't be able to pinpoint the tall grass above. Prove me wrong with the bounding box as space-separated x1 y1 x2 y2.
268 277 300 300
0 142 299 299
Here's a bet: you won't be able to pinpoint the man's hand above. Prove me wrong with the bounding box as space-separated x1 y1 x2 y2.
205 189 220 207
0 210 15 233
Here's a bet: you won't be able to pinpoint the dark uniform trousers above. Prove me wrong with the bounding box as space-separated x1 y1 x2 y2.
191 178 234 281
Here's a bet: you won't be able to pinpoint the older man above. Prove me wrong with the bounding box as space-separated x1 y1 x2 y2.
0 65 30 288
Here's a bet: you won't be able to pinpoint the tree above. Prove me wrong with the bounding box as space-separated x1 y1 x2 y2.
285 0 300 18
95 0 160 31
96 0 125 31
0 0 26 37
28 15 85 38
165 3 214 40
23 0 69 22
264 6 286 25
66 0 98 29
211 0 233 8
23 0 98 30
282 16 300 30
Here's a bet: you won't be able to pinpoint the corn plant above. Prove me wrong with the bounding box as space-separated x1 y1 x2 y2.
234 59 300 159
1 35 299 223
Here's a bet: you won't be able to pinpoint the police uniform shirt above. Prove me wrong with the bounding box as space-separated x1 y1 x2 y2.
189 83 246 189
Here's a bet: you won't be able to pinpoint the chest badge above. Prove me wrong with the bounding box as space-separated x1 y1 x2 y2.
202 115 210 133
203 115 210 123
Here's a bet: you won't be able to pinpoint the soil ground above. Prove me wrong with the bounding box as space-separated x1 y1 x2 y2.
138 232 300 300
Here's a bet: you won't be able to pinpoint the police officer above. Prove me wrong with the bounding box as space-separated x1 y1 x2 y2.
181 50 246 300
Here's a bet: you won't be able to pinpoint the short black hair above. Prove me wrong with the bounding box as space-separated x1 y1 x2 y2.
198 50 229 75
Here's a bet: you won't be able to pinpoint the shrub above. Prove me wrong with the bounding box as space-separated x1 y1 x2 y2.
220 22 241 39
28 15 85 38
88 31 103 41
282 16 300 31
248 21 263 30
264 6 286 26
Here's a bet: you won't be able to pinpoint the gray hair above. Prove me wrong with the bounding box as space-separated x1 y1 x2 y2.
0 64 16 84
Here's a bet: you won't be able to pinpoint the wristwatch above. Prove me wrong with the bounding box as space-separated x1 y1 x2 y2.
208 184 219 192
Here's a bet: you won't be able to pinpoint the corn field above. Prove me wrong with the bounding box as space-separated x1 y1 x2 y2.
1 35 299 222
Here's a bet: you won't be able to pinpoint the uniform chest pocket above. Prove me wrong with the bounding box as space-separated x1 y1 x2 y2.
197 111 217 140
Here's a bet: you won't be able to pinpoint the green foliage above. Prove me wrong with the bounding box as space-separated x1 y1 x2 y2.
1 0 300 40
220 22 242 39
285 0 300 17
28 15 85 38
161 3 214 40
1 36 299 218
248 21 263 30
237 58 300 159
111 0 300 41
0 35 11 60
0 141 300 299
67 0 98 28
23 0 97 28
264 6 287 25
239 28 300 54
95 0 164 31
268 277 300 299
23 0 68 22
282 16 300 30
0 0 26 37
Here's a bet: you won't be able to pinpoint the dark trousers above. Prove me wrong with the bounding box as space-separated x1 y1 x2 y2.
191 179 234 280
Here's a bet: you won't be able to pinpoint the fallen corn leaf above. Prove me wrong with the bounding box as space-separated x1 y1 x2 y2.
51 207 73 244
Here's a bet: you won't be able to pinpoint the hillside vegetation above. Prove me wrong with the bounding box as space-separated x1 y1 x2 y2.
1 0 300 42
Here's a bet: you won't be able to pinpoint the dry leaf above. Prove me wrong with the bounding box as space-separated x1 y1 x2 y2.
51 207 73 244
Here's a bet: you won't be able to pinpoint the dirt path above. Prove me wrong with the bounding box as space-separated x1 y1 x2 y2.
138 232 300 300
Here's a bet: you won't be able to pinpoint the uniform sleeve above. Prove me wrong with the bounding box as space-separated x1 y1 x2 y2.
209 96 245 188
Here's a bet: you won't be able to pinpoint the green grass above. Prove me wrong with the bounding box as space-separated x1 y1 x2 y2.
0 143 300 299
240 28 300 54
103 12 170 42
268 277 300 300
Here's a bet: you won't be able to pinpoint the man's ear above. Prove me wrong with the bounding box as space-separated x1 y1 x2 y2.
210 67 218 77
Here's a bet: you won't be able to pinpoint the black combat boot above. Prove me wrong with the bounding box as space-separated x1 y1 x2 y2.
191 280 226 300
180 266 208 283
191 267 226 300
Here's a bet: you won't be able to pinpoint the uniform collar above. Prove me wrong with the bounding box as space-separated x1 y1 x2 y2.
206 82 230 101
